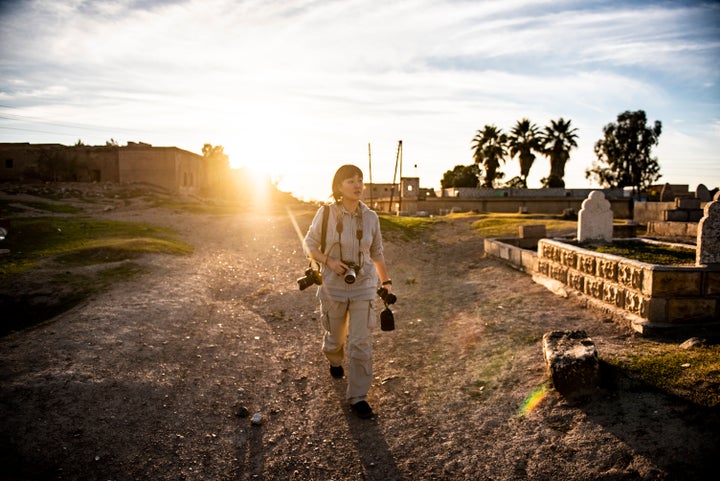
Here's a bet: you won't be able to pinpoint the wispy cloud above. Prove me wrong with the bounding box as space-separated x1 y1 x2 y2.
1 0 718 197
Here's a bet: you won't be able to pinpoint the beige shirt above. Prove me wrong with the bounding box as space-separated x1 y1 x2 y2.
304 202 385 301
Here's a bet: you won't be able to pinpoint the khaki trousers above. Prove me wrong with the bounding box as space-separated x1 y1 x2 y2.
320 299 376 404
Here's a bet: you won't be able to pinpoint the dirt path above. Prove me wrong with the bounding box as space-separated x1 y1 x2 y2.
1 203 718 480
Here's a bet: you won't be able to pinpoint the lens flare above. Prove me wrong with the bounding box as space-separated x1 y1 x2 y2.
518 385 549 417
286 206 310 256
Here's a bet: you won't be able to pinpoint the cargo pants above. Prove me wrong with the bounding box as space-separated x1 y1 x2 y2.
320 299 376 405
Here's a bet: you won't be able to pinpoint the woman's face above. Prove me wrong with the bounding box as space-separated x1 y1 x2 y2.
338 174 364 202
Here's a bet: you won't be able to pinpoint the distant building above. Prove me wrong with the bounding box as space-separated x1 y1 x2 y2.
365 177 426 213
0 142 224 195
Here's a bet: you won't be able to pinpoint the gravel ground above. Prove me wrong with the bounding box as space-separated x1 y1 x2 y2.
0 184 718 480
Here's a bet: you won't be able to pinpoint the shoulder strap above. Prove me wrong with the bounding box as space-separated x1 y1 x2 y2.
321 204 330 253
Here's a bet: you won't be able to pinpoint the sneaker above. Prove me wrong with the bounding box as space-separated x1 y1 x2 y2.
329 365 344 378
351 400 374 419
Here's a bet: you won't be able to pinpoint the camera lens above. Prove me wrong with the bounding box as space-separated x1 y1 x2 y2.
297 268 322 290
297 276 312 290
343 262 358 284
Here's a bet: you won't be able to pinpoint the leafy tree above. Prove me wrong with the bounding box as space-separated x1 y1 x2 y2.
202 144 231 196
502 176 526 189
440 164 481 188
508 118 541 188
585 110 662 195
540 118 578 188
471 125 507 188
202 143 228 162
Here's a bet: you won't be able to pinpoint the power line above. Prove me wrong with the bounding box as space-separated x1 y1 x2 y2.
0 106 140 134
0 125 85 137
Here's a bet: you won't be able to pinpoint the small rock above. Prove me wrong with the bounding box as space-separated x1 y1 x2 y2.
251 413 263 426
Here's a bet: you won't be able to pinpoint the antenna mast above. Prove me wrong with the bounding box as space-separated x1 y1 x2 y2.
389 140 402 214
368 142 373 208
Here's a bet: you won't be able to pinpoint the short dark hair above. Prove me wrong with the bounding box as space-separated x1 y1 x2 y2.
331 164 363 202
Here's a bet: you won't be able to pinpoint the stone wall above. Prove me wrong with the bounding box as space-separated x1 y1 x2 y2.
534 239 720 334
418 197 632 218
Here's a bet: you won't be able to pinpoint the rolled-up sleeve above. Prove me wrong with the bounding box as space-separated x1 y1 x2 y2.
368 211 384 262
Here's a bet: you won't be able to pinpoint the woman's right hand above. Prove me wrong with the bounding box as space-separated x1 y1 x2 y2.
326 257 347 276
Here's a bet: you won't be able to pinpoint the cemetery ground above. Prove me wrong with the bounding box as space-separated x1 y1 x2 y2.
1 183 719 481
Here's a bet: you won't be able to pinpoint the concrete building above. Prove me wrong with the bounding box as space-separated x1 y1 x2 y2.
0 142 220 195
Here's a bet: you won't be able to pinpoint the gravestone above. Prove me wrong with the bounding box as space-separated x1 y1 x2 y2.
578 191 613 242
696 184 711 202
659 183 675 202
697 194 720 266
519 224 546 239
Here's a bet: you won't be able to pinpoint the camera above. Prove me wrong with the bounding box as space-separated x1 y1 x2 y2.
377 287 396 305
297 267 322 290
377 287 396 332
342 261 361 284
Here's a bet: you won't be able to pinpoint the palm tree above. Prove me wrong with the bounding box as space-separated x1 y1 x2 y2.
471 125 507 188
508 118 541 188
540 118 578 188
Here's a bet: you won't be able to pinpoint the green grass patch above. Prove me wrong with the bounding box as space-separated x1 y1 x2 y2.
378 214 436 239
0 216 192 274
0 198 83 214
605 344 720 407
579 240 695 265
20 200 84 214
469 213 577 238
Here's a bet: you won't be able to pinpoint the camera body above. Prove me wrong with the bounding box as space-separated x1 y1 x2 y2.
297 267 322 290
342 261 361 284
377 287 397 305
377 287 396 331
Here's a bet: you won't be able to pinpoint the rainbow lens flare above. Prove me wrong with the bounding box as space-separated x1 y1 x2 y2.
518 385 549 417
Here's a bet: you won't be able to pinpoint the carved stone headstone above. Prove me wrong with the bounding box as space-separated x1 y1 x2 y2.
659 183 675 202
696 184 711 202
697 197 720 266
578 191 613 242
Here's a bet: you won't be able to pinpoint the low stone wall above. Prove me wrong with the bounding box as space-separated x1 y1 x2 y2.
647 221 698 243
485 237 720 336
417 197 632 218
483 237 538 273
535 239 720 335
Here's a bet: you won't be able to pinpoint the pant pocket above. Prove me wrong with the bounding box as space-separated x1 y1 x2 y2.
320 309 330 332
367 300 377 329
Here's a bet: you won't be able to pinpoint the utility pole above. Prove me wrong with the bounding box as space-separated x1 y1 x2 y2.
367 143 373 208
389 140 402 214
398 140 403 213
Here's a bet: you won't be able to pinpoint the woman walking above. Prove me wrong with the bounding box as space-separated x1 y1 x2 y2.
304 164 393 419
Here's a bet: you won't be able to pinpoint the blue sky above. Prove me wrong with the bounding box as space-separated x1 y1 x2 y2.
1 0 718 200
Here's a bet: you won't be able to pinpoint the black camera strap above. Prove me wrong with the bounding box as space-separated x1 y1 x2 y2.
307 205 330 271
